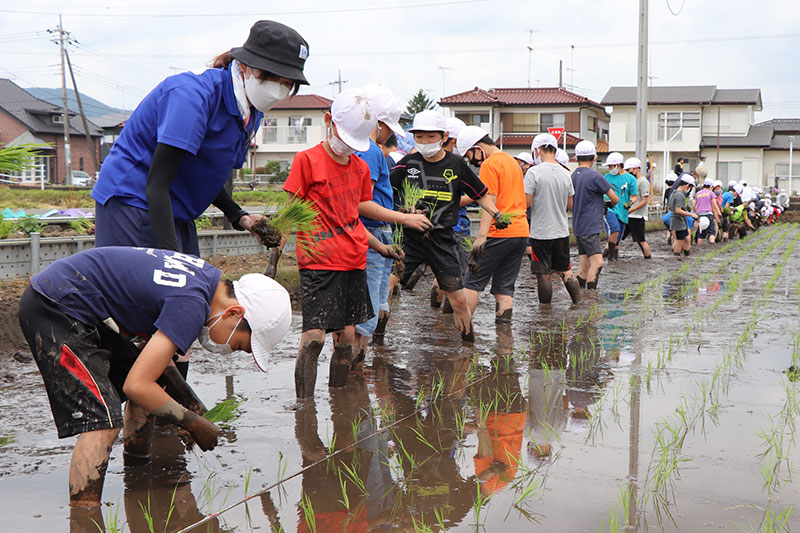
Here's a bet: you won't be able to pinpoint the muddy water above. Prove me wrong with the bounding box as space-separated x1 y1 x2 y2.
2 226 800 532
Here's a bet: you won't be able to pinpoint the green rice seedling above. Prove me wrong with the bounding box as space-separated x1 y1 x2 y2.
462 236 473 253
454 406 467 440
471 479 491 527
411 427 438 453
433 507 447 530
400 179 425 210
493 210 525 227
337 469 351 511
138 492 156 533
351 413 363 444
194 215 212 230
0 141 50 173
340 461 367 495
323 426 337 456
92 500 125 533
300 491 316 532
0 432 16 447
263 197 322 256
203 397 244 426
415 387 427 410
411 514 434 533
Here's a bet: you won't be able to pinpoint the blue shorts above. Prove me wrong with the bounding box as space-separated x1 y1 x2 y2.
355 226 393 337
95 197 200 256
604 211 625 243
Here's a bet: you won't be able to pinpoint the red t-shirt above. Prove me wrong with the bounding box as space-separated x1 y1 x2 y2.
283 143 373 270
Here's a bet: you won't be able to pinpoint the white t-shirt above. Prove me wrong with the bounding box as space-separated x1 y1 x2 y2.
628 176 650 220
524 162 575 240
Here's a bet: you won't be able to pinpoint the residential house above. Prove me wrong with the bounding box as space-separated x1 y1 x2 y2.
756 119 800 195
601 86 769 190
0 78 103 184
439 87 610 156
250 94 332 171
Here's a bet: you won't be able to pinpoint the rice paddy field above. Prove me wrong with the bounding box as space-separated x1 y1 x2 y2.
1 223 799 532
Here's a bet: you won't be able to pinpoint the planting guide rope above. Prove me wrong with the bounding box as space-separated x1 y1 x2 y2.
176 365 497 532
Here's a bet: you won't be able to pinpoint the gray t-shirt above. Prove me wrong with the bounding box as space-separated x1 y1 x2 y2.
524 162 575 240
668 189 687 231
629 176 650 220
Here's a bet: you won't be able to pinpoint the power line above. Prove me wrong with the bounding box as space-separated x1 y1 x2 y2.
0 0 487 18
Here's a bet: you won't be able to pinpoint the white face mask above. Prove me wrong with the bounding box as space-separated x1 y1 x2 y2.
609 167 620 175
244 73 291 112
198 312 242 355
328 126 355 157
533 148 542 166
416 141 442 159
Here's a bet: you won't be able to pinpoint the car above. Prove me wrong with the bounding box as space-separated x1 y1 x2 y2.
70 170 94 187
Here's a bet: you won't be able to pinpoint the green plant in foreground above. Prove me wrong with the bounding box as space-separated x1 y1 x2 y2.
471 479 491 526
401 179 425 210
13 214 43 236
194 215 212 230
300 491 316 532
265 198 322 256
203 398 244 425
68 216 94 233
0 142 50 173
0 215 14 239
92 500 125 533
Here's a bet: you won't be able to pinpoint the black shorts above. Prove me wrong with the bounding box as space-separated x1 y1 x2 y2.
530 237 571 274
463 237 527 296
300 269 373 332
402 230 463 292
675 229 689 240
18 286 139 438
698 214 717 239
626 217 647 243
454 232 470 278
575 234 603 256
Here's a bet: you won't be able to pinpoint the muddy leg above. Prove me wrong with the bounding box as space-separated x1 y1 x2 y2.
444 289 474 342
430 281 443 308
70 506 106 533
536 273 553 304
560 271 582 303
264 247 282 279
123 401 154 465
351 334 368 372
295 331 325 399
495 295 513 324
70 428 120 507
372 310 390 344
330 326 356 388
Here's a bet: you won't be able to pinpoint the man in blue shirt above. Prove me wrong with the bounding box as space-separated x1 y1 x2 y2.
18 247 291 509
602 152 638 261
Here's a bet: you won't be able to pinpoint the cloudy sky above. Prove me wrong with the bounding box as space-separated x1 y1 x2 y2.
1 0 799 121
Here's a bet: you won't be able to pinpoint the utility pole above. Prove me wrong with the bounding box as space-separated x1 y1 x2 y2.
65 49 99 176
558 60 562 88
635 0 648 172
789 136 794 197
437 66 452 99
526 30 534 88
57 15 71 185
328 70 348 95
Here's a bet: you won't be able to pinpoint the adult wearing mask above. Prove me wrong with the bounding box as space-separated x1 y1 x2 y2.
93 20 310 255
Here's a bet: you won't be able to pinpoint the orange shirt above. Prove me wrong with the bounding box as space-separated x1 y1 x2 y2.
479 152 529 238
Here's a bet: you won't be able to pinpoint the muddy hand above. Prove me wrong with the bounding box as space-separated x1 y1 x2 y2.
402 212 433 232
187 413 221 451
157 365 207 415
492 211 510 230
379 244 404 260
472 235 487 256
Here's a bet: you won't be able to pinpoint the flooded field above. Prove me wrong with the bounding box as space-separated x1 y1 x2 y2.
1 224 799 532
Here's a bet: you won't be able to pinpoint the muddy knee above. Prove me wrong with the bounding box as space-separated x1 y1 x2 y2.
295 340 324 399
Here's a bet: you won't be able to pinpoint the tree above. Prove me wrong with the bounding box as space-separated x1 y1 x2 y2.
406 89 435 115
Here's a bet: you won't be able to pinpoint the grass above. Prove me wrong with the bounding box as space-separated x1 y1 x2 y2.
0 215 14 239
203 398 244 425
68 216 94 233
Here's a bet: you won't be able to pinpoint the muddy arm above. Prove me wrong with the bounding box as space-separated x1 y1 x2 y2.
156 364 207 415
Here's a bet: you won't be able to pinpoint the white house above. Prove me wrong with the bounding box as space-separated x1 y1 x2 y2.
757 119 800 195
601 86 772 189
250 94 332 171
439 87 610 157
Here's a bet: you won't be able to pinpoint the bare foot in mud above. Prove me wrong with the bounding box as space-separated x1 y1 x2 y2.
251 218 282 248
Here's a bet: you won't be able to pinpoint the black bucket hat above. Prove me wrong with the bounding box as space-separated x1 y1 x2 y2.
230 20 309 85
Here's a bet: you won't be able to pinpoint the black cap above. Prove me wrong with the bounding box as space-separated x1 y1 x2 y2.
230 20 309 85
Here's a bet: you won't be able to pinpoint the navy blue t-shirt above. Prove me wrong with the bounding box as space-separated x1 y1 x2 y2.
31 247 221 354
571 167 612 236
92 66 261 221
356 139 393 229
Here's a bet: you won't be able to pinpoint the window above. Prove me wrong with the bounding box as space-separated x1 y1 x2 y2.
657 112 700 141
52 114 64 124
540 113 565 131
511 113 538 133
288 116 312 143
776 163 800 179
262 118 278 143
456 113 489 126
588 115 597 132
718 162 742 181
79 157 84 171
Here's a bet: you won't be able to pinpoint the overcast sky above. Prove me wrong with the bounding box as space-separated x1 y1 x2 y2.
1 0 799 121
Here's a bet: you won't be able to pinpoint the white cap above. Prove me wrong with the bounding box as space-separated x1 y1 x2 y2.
698 216 710 232
233 274 292 372
514 151 534 166
331 88 376 152
408 110 447 133
532 133 558 150
753 186 761 194
680 173 695 186
456 125 490 156
623 157 641 170
728 180 738 187
575 140 596 157
703 177 714 187
556 148 569 165
605 152 624 166
740 180 748 186
362 82 405 138
446 116 467 139
666 171 678 183
781 188 786 192
713 180 723 188
734 184 744 194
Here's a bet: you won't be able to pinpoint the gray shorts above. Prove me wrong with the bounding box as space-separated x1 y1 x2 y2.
575 233 603 256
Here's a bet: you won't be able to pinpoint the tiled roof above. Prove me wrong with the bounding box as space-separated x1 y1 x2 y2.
271 94 332 110
602 85 761 108
0 78 102 136
700 125 774 149
440 87 603 108
756 118 800 134
498 133 609 153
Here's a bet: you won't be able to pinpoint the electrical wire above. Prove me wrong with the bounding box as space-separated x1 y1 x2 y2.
665 0 686 16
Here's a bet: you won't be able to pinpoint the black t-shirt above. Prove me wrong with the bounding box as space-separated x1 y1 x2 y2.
390 151 487 230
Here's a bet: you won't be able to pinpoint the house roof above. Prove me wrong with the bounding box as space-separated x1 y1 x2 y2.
92 111 131 129
440 87 604 109
498 132 609 153
10 130 53 150
700 125 774 149
602 85 762 109
271 94 332 110
756 118 800 134
768 134 799 150
0 78 103 137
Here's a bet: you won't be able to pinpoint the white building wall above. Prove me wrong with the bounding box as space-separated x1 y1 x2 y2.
700 105 751 137
703 148 765 187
